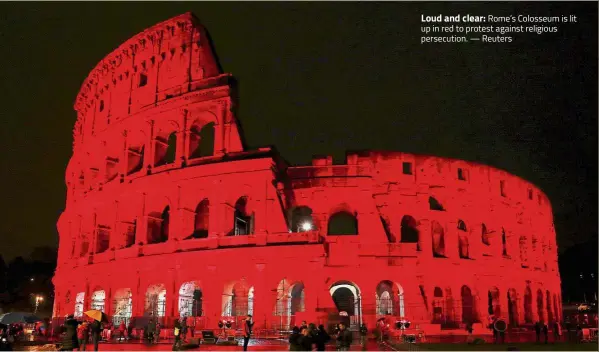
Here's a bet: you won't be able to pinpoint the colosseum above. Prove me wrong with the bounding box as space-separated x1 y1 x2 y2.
52 12 562 336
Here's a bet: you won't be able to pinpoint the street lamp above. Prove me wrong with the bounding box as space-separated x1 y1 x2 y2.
34 295 44 314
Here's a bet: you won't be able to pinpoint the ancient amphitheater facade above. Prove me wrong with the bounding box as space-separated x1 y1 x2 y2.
52 13 562 333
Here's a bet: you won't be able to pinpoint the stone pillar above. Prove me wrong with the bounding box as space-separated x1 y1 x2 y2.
120 130 129 179
214 123 225 157
166 269 178 321
445 221 459 259
144 121 155 172
251 264 270 329
105 287 113 316
452 285 463 324
417 219 431 258
200 269 222 328
498 286 509 321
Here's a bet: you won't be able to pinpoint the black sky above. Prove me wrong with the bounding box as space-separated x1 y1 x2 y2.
0 2 596 260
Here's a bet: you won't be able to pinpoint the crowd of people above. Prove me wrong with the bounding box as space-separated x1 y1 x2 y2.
287 320 357 351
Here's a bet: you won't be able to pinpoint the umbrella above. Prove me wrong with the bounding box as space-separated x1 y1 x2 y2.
0 312 41 324
83 310 109 323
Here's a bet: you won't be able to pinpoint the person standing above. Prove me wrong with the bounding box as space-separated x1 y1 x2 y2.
60 315 80 351
77 321 89 351
243 315 254 351
172 319 182 351
117 321 126 342
542 323 549 344
336 322 352 351
90 319 102 352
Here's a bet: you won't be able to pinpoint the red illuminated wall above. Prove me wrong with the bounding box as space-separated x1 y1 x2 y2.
52 13 562 334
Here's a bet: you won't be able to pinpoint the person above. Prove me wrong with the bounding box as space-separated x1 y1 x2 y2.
298 327 313 351
359 324 368 350
172 319 182 351
289 326 301 351
243 315 254 351
180 317 187 342
336 322 352 351
60 315 80 351
118 321 126 342
77 321 89 351
534 321 541 343
542 323 549 344
90 319 102 352
553 321 561 342
300 321 308 331
155 321 161 343
147 318 156 344
0 325 14 351
314 325 330 351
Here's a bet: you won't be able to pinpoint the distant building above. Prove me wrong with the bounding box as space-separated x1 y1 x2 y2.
52 13 562 333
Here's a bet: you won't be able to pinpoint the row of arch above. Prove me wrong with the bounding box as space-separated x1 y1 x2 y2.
73 120 216 190
65 280 406 329
430 285 562 327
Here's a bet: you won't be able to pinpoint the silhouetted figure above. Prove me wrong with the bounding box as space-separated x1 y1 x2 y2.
90 320 102 351
289 326 301 351
298 327 313 351
243 315 254 351
336 322 352 351
534 322 541 343
314 324 330 351
542 323 549 344
60 315 79 351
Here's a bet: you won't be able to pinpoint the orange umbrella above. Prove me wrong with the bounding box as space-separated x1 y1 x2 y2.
84 310 109 322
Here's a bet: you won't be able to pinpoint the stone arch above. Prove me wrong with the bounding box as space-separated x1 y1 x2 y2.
223 279 253 317
457 219 469 259
103 138 122 183
147 205 170 244
112 288 133 326
330 280 362 328
327 210 358 235
232 196 253 235
273 279 305 329
94 207 113 254
461 285 476 324
524 285 533 323
289 206 315 232
91 288 106 312
400 215 419 243
189 121 216 159
125 129 146 175
507 288 519 327
145 283 167 317
153 120 179 167
179 281 203 317
189 199 209 239
431 221 446 257
74 292 85 318
432 286 445 323
375 280 405 318
536 289 544 323
488 287 501 317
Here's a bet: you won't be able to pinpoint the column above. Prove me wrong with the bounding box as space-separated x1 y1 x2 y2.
452 285 463 324
120 130 129 181
105 287 113 316
417 219 431 258
445 220 459 259
251 265 270 329
214 123 225 157
144 121 155 173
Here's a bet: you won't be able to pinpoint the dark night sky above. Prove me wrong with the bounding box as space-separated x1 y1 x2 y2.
0 2 596 260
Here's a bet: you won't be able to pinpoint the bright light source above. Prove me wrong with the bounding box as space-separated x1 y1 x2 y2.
30 278 34 282
301 222 312 231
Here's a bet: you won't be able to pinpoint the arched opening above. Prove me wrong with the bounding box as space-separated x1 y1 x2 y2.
274 280 305 330
400 215 419 243
91 289 106 312
431 221 446 257
147 206 170 244
330 281 362 329
105 157 119 182
112 288 133 326
95 224 111 254
432 287 444 324
290 206 315 232
524 286 533 323
457 220 469 259
190 199 209 239
154 132 177 166
224 281 254 318
145 284 167 317
327 211 358 235
189 122 215 159
124 220 136 248
488 287 501 317
461 286 476 324
429 197 445 211
375 281 405 318
536 289 544 323
546 290 553 323
74 292 85 318
508 289 519 327
179 282 203 318
233 197 253 235
482 223 490 246
127 145 145 175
